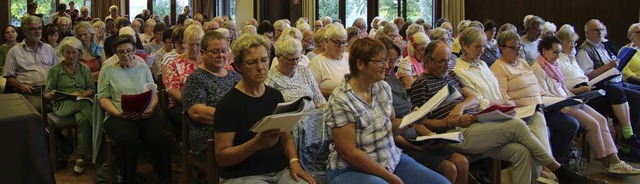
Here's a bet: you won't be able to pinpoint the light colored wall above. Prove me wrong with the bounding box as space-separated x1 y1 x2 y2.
236 0 254 35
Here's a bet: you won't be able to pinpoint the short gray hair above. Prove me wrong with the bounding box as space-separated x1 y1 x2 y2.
243 25 257 35
524 16 544 30
57 16 71 24
273 20 290 31
201 31 226 50
184 24 205 42
231 34 271 66
324 24 347 40
296 22 311 32
109 5 118 12
556 24 579 42
429 27 449 41
21 15 42 28
74 22 96 43
458 28 486 54
353 17 367 30
313 27 326 44
497 30 521 48
406 24 425 40
275 35 302 56
498 23 517 34
57 37 83 59
282 27 302 40
457 20 471 33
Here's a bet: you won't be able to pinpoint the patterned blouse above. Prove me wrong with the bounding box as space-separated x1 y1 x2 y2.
182 68 241 159
163 55 198 107
265 66 326 109
324 75 402 172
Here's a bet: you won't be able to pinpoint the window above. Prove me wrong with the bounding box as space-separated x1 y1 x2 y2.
318 0 339 23
230 0 236 20
345 0 367 27
10 0 55 26
406 0 433 25
129 1 146 18
378 0 398 24
176 0 190 19
153 0 172 18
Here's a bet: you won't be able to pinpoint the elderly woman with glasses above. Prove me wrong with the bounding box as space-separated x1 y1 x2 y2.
74 22 105 82
490 31 581 163
396 32 430 89
98 35 171 183
532 36 640 175
213 34 315 184
183 31 241 162
43 37 95 175
622 23 640 85
325 37 449 184
308 24 350 98
164 25 204 137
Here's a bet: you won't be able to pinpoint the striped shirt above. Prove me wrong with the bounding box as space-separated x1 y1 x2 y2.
2 41 57 87
325 75 402 172
409 71 475 120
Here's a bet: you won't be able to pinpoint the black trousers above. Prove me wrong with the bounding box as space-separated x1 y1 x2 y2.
103 109 172 183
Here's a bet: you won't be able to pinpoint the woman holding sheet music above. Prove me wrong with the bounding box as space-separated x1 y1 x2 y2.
213 34 315 184
556 26 640 156
97 35 171 183
43 37 95 175
324 38 448 184
533 36 640 174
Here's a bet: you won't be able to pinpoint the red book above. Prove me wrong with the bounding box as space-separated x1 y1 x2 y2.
120 83 157 114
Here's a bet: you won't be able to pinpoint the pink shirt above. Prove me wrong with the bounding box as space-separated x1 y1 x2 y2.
490 58 544 107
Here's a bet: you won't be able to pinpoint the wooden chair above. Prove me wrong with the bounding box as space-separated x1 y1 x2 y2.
181 113 218 184
41 88 77 172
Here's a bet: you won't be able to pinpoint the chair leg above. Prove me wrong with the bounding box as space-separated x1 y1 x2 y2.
107 138 114 184
207 139 218 184
490 158 501 184
48 122 56 172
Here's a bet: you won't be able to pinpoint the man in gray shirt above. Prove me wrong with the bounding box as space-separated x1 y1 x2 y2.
3 15 57 111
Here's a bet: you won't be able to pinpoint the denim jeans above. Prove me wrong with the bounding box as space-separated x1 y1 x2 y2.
327 154 450 184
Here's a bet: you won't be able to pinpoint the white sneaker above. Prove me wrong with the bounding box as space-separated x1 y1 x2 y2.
73 159 85 175
607 161 640 175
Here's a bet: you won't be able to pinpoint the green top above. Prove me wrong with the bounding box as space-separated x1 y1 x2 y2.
97 62 154 117
44 61 96 103
0 45 12 73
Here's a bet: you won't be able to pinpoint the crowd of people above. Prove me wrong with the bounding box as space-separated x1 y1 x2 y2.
5 2 640 184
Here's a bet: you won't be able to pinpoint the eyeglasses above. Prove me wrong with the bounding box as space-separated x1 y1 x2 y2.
279 55 301 63
502 44 523 50
329 39 348 47
201 48 227 55
243 57 270 68
370 58 389 67
427 57 450 66
115 49 134 56
549 50 561 56
588 28 606 33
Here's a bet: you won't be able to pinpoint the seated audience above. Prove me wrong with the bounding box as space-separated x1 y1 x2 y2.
397 32 430 88
532 36 640 174
140 19 156 45
183 31 241 161
301 30 314 55
214 34 315 184
521 16 544 65
98 35 170 183
324 37 449 184
623 23 640 85
490 31 579 161
43 37 94 175
74 22 105 82
143 22 166 55
93 21 106 46
429 27 457 69
3 15 57 110
270 28 311 69
164 25 205 140
160 27 186 78
42 25 60 48
308 24 350 98
380 37 468 184
306 28 326 60
413 40 605 184
0 25 19 74
480 20 500 66
556 25 640 155
153 29 174 81
345 26 362 53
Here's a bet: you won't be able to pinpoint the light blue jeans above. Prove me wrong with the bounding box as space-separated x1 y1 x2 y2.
220 168 310 184
327 154 450 184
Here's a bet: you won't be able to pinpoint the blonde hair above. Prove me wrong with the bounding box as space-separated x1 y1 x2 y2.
407 32 430 56
184 24 205 43
231 34 271 66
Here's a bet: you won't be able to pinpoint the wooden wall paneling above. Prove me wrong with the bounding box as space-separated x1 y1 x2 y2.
464 0 639 47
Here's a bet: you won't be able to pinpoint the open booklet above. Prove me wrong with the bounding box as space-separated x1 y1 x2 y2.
571 89 606 101
250 96 311 133
121 83 157 114
399 84 462 129
54 90 93 102
474 104 539 122
617 47 638 71
406 132 464 144
542 96 582 111
587 68 621 87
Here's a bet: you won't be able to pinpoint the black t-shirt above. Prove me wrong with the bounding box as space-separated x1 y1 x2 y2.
213 86 288 178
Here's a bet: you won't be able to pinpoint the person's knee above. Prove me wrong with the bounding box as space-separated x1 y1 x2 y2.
436 161 457 179
449 153 468 172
